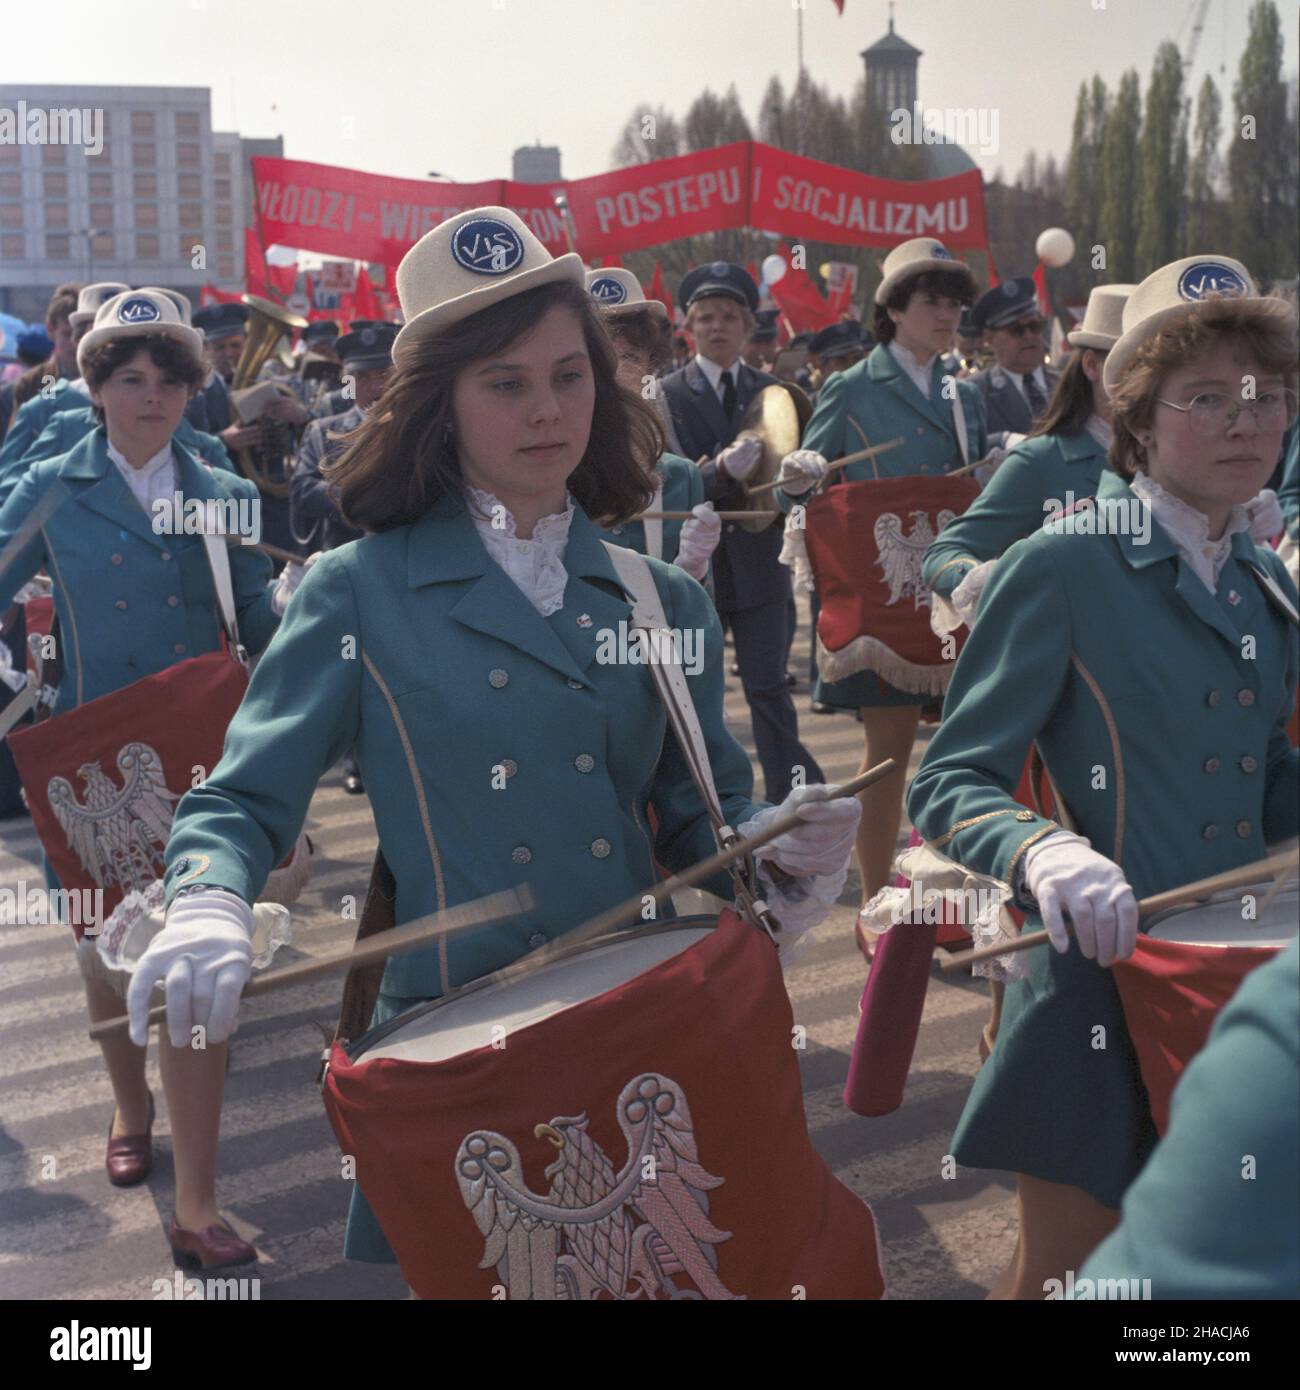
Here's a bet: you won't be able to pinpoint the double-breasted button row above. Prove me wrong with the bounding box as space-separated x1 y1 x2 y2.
512 840 612 862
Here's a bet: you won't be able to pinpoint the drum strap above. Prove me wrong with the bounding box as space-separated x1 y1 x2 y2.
644 483 664 563
323 850 397 1066
602 542 778 938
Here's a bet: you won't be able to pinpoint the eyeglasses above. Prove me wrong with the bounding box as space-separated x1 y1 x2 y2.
1002 319 1045 338
1155 388 1299 436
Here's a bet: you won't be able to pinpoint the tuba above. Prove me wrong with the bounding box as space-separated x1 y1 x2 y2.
229 294 309 498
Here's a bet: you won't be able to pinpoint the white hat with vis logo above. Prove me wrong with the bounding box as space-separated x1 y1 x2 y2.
1066 283 1136 352
76 288 204 373
1102 255 1257 393
392 206 584 367
584 267 667 322
874 237 975 304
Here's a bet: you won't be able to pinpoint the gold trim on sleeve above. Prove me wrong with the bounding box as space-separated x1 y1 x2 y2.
1006 825 1059 887
362 651 450 985
1069 651 1126 864
930 556 981 584
931 806 1023 849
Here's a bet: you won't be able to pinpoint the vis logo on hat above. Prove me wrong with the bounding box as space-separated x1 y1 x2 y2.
1177 260 1250 302
451 218 525 276
874 237 972 304
70 281 131 330
117 296 162 325
589 275 628 305
393 205 585 367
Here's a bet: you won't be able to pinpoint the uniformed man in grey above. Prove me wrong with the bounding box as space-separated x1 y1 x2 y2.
969 277 1059 448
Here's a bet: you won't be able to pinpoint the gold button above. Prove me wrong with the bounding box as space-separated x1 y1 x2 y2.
574 754 595 773
110 553 123 565
114 599 127 610
1015 810 1034 821
1236 689 1255 708
511 846 531 865
1206 690 1221 708
1235 820 1252 838
590 838 612 859
488 669 509 689
498 758 517 778
160 551 172 562
1240 756 1258 774
174 643 186 654
167 595 179 607
1202 824 1218 840
1203 757 1220 773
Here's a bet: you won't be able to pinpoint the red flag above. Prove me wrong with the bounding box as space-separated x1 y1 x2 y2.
1031 258 1049 317
268 255 298 300
244 227 270 298
826 276 855 321
200 283 244 306
830 0 845 12
768 250 838 333
645 260 671 321
352 265 382 322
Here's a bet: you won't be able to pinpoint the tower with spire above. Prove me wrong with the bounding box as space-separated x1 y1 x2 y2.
861 6 922 114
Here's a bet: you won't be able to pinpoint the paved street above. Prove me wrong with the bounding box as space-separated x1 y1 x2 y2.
0 613 1016 1300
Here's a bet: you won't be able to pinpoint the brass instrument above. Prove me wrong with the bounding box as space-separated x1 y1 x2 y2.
229 293 309 499
731 382 813 532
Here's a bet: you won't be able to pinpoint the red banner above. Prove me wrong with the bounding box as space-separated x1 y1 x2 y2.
252 143 987 268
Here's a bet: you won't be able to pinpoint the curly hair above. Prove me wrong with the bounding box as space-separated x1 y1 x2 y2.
78 335 206 422
872 268 977 345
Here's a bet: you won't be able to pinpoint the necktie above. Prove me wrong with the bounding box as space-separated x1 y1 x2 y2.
720 369 737 421
1023 372 1048 418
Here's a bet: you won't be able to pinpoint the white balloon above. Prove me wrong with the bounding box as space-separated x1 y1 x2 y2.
761 254 788 286
1036 228 1076 269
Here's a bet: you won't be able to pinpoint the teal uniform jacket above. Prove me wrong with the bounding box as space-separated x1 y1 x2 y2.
0 431 278 713
921 427 1107 598
1076 938 1300 1299
0 412 234 508
600 452 703 567
778 342 989 709
0 379 92 477
1279 420 1298 542
908 470 1300 1207
161 491 767 1000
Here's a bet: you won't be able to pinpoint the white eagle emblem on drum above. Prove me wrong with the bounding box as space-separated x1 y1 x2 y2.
455 1072 739 1300
48 742 181 893
874 509 957 608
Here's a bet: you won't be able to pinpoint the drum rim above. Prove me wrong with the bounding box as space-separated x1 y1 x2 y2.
345 915 724 1062
1143 877 1299 945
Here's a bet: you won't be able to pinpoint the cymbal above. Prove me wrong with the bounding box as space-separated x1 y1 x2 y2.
735 384 806 533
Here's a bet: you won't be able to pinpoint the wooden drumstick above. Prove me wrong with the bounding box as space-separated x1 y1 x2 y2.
938 848 1300 972
483 760 900 988
87 886 535 1040
745 437 904 495
634 510 779 522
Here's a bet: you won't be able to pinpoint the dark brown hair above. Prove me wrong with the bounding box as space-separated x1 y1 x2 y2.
872 268 976 345
1109 296 1298 480
327 279 661 531
604 306 674 376
1029 348 1105 439
80 335 206 421
46 282 82 331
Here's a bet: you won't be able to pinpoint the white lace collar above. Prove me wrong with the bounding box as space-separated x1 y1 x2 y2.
464 486 575 617
887 339 937 399
1084 413 1112 450
1129 472 1250 594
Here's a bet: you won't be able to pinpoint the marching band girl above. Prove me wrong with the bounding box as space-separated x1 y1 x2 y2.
907 254 1299 1298
127 208 861 1271
0 288 288 1269
775 237 987 955
583 267 721 579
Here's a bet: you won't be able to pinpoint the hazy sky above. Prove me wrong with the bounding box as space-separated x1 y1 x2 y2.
4 0 1294 184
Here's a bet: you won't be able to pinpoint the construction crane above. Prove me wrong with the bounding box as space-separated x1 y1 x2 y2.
1178 0 1214 74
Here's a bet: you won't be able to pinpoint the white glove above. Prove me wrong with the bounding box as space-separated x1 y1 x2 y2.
270 551 320 616
674 503 722 580
1246 488 1283 543
748 783 862 879
126 889 255 1048
1022 831 1138 968
971 445 1007 489
951 558 997 628
777 449 829 497
716 435 763 483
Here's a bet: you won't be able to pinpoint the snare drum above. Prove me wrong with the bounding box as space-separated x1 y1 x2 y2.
322 909 884 1301
1113 883 1298 1135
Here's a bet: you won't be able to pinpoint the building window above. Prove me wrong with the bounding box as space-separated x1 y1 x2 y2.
1 233 24 259
43 172 68 197
42 142 66 165
89 202 114 228
0 172 20 195
89 171 113 196
179 202 202 227
216 229 234 251
46 203 69 228
177 173 201 197
216 203 232 226
0 142 20 165
133 172 157 197
0 204 23 228
91 231 114 256
176 112 201 138
214 152 232 173
131 111 155 136
136 232 160 259
134 203 158 228
133 142 156 167
176 143 200 168
46 232 71 258
180 232 203 258
218 256 236 279
214 177 232 199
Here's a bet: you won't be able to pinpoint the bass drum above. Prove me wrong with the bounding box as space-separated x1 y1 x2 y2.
322 910 884 1301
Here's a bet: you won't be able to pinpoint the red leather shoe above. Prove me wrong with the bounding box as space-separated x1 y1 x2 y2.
106 1092 154 1187
168 1216 258 1271
854 918 878 964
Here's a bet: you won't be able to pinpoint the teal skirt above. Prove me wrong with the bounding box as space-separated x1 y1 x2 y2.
342 990 433 1265
951 931 1159 1209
